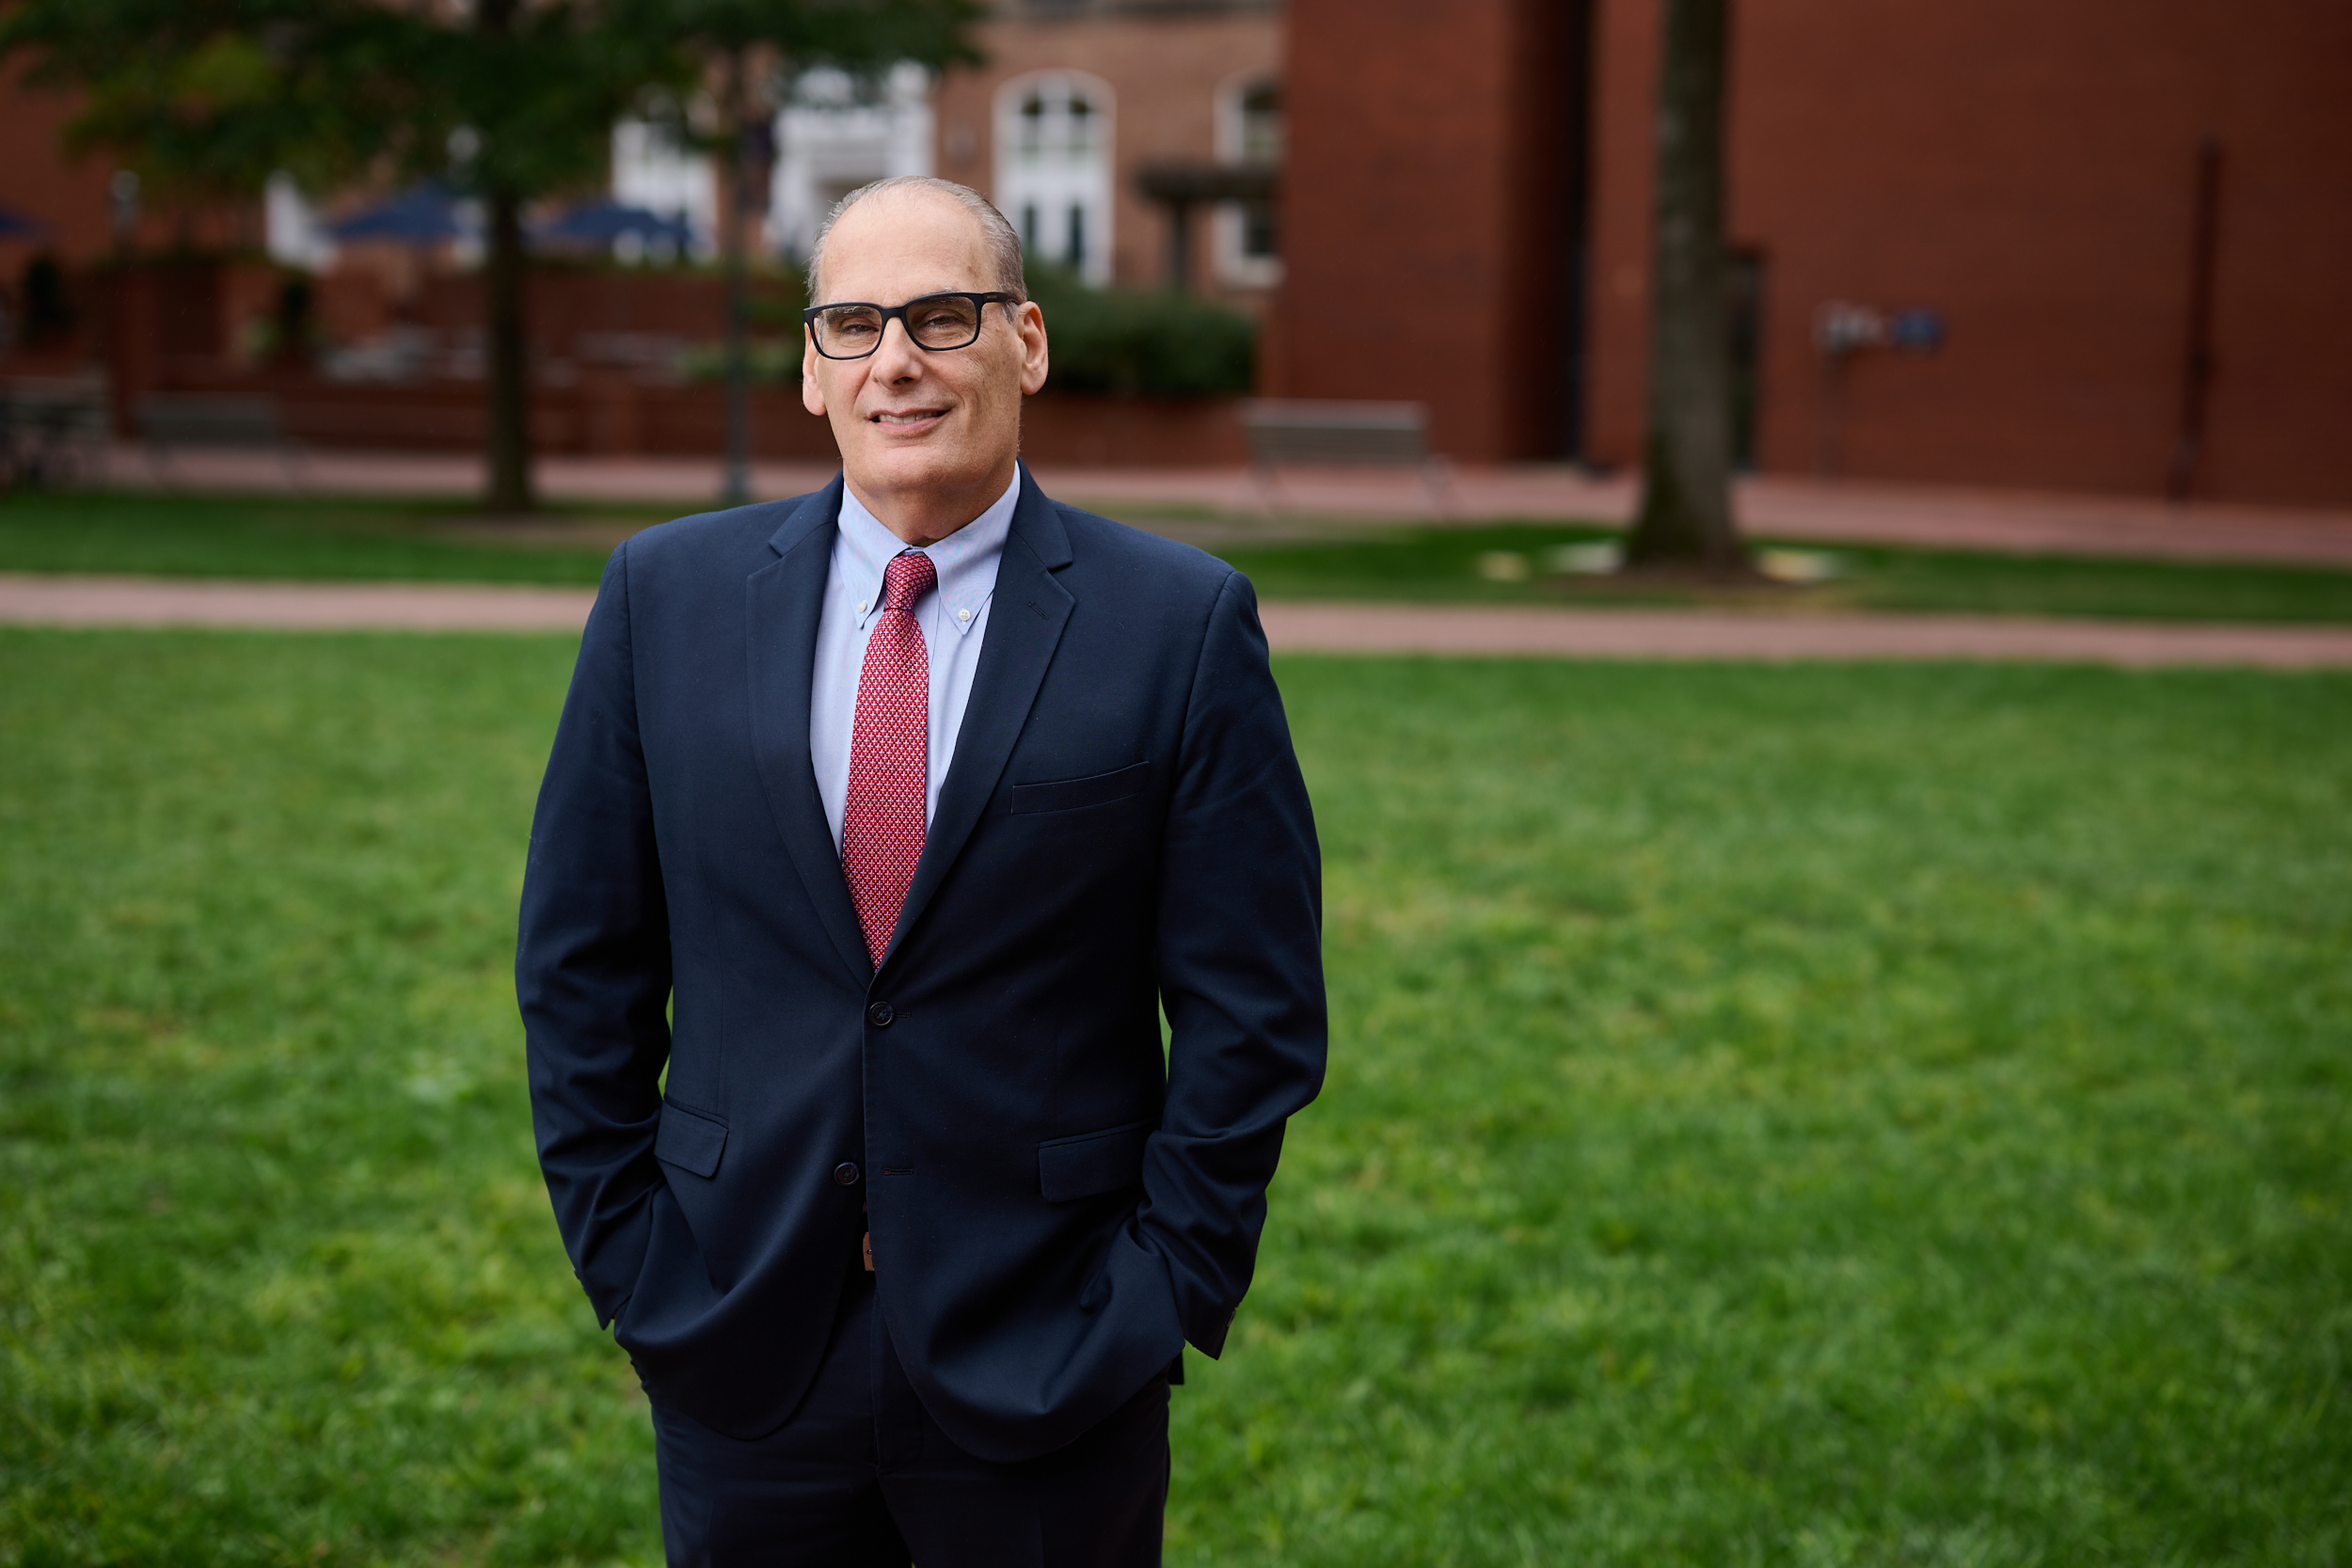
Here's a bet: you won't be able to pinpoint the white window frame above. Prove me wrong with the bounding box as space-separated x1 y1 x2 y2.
1212 72 1282 290
993 70 1115 287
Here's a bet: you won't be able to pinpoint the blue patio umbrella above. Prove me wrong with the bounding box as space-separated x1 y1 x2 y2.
535 198 693 247
323 184 470 245
0 205 52 240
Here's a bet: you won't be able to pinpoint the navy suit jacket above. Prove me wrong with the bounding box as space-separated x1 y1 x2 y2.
517 469 1326 1462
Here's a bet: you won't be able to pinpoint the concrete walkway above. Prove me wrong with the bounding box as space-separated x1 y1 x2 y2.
0 574 598 632
1259 602 2352 668
8 574 2351 668
92 445 2352 569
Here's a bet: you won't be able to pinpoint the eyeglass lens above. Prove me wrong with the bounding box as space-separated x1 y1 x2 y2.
813 295 985 356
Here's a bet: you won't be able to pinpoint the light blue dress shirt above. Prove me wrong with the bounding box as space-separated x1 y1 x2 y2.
809 466 1021 847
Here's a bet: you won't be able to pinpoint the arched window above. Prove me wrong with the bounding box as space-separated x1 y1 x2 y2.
993 71 1114 286
1214 74 1282 288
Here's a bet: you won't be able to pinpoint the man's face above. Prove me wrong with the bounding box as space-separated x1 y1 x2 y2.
803 190 1048 526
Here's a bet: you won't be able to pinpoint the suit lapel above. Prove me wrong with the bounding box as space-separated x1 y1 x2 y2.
886 471 1074 964
744 478 874 986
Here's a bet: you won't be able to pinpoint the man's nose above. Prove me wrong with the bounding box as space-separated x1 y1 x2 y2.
870 316 925 379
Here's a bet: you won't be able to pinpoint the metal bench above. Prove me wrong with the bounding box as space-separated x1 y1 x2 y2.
1237 398 1454 515
1 375 110 491
135 392 306 487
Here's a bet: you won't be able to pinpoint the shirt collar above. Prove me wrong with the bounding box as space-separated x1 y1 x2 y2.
836 465 1021 638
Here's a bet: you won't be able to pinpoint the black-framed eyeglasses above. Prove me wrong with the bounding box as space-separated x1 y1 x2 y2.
802 292 1021 359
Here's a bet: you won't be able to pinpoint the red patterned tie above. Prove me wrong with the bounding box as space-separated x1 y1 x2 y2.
841 549 937 966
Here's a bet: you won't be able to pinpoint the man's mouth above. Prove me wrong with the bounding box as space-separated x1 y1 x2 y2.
872 408 947 428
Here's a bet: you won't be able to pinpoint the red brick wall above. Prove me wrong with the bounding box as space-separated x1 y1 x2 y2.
1018 391 1248 467
1582 0 1659 479
1585 0 2352 505
1269 0 1571 463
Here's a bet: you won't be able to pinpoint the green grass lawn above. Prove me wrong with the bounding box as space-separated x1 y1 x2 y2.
8 489 2352 624
0 492 632 585
2 634 2347 1565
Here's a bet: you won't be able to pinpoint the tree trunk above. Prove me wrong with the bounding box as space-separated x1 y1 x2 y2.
476 0 532 514
1624 0 1742 570
720 48 753 508
485 181 535 514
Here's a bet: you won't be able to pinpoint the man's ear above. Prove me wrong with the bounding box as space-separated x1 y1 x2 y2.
802 330 826 417
1018 301 1049 397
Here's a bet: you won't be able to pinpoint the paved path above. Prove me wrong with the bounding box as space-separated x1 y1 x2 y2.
0 574 598 632
8 574 2350 668
1258 602 2352 668
92 445 2352 569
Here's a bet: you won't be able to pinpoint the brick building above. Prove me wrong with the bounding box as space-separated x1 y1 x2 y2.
932 0 1281 306
0 2 1285 470
0 0 1287 322
1271 0 2352 506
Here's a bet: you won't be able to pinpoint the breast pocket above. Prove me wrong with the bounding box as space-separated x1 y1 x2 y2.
1009 760 1151 816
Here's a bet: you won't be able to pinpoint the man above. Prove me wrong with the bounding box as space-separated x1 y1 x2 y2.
516 175 1326 1565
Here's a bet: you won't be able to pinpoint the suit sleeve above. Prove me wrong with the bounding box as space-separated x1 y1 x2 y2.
516 541 672 1328
1145 569 1327 1357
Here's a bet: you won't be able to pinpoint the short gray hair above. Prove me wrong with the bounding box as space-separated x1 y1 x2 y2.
806 175 1026 306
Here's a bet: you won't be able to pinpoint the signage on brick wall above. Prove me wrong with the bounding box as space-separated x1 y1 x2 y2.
1816 302 1946 358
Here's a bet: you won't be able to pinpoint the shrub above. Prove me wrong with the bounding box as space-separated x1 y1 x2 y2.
1025 265 1255 399
677 337 801 384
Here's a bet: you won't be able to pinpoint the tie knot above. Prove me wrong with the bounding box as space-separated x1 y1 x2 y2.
881 550 936 614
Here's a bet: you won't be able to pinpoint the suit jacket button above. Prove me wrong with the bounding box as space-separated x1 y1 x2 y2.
867 1002 895 1027
833 1162 861 1187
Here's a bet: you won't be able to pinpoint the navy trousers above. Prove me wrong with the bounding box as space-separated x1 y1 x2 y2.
646 1270 1170 1567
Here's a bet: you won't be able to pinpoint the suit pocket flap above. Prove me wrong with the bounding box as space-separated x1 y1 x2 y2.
1038 1119 1153 1202
654 1101 727 1179
1010 761 1150 816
